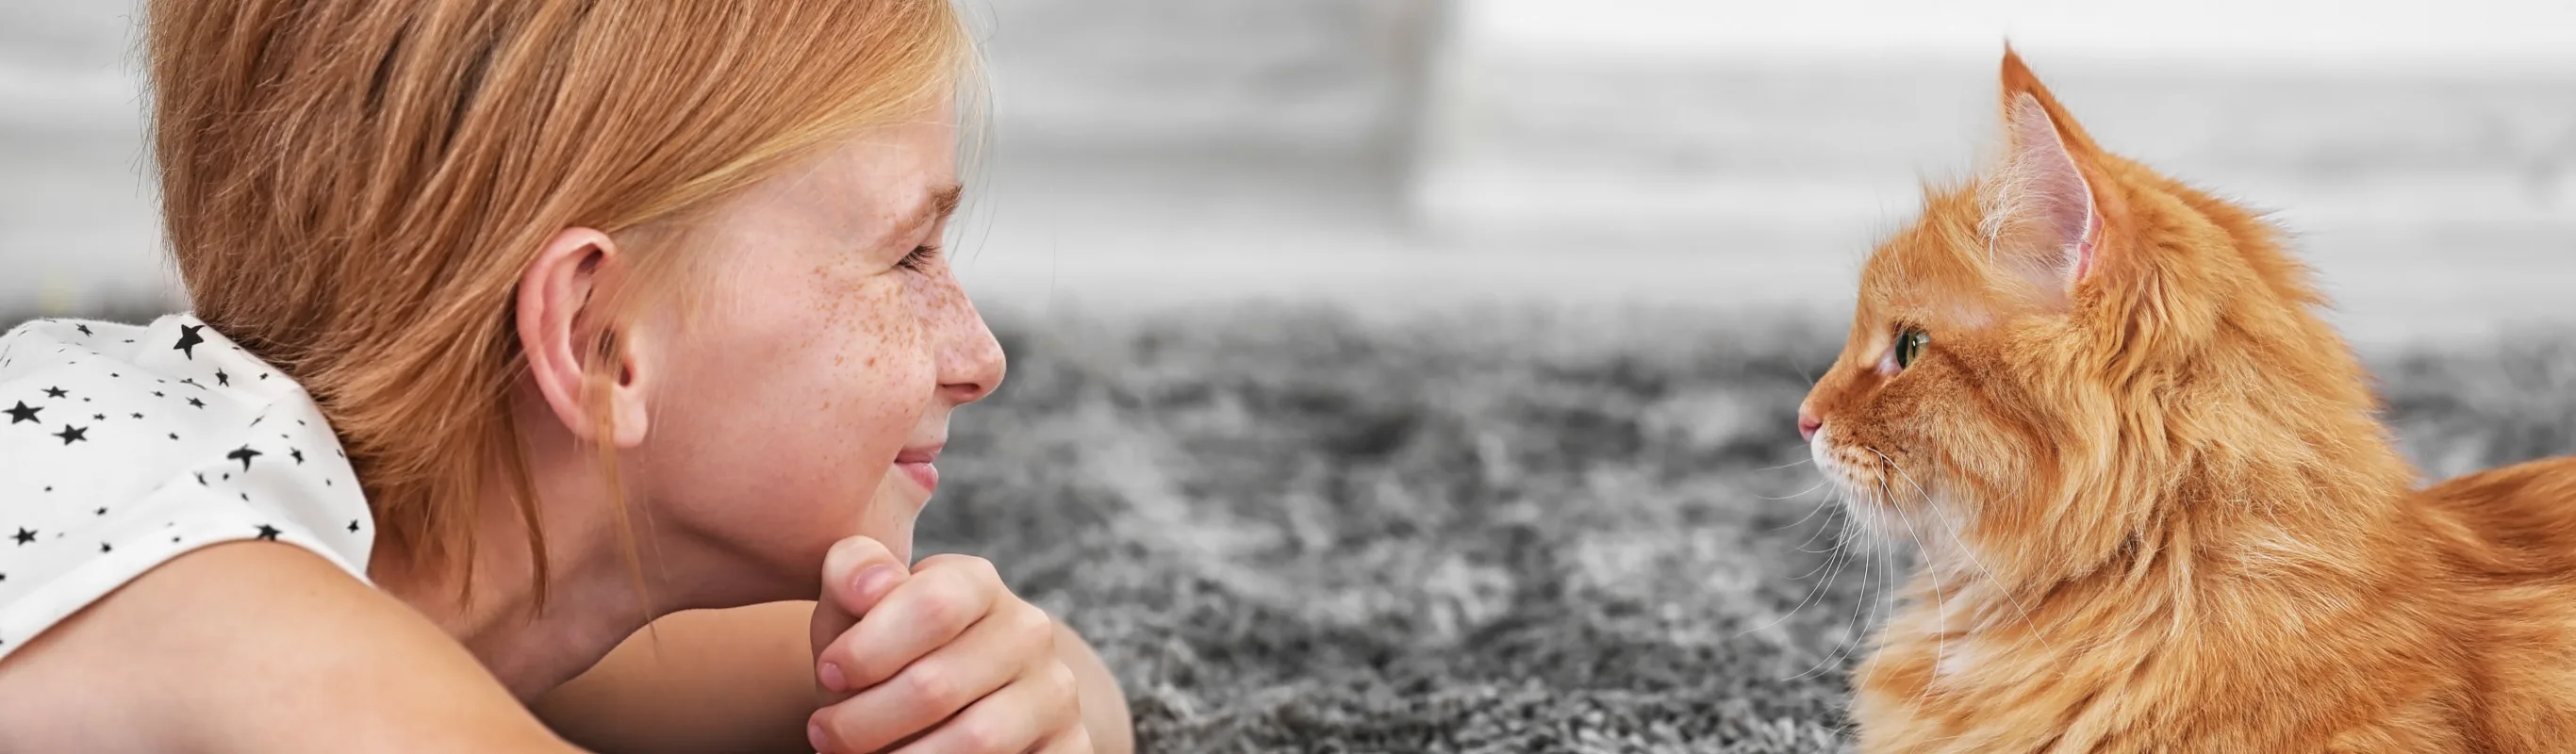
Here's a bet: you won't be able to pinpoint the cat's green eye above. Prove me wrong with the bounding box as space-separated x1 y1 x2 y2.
1893 328 1930 369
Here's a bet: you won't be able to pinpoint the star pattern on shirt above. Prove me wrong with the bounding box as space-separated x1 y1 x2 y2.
4 315 375 658
227 445 263 471
173 324 206 359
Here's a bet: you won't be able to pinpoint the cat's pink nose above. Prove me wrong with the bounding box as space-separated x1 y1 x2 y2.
1798 408 1824 443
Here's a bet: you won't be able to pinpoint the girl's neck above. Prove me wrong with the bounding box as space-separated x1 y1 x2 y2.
369 486 659 700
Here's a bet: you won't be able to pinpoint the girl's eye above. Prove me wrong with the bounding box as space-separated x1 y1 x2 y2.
1893 327 1930 370
897 244 941 271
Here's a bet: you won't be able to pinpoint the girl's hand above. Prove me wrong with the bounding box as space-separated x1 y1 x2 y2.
805 537 1091 754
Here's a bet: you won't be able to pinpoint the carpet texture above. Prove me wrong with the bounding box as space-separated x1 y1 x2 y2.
910 306 2576 754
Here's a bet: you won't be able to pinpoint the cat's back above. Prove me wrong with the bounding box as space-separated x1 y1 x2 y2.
2413 456 2576 752
2419 456 2576 572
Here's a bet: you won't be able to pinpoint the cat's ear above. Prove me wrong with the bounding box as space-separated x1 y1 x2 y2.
1981 47 2110 308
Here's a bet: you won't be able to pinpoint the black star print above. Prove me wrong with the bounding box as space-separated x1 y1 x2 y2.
41 386 66 399
94 507 107 516
215 369 230 386
168 433 179 440
348 520 362 533
195 472 206 485
11 528 33 546
256 524 282 541
91 413 105 421
75 324 91 336
179 378 199 388
152 390 164 398
227 445 263 471
174 324 206 359
55 425 88 444
4 401 37 424
99 543 112 553
131 413 143 419
291 449 305 465
187 397 206 409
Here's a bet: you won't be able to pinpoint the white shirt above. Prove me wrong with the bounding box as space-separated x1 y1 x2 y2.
0 315 373 662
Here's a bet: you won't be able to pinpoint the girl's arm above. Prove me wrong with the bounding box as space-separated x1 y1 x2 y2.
532 601 1133 754
0 541 582 753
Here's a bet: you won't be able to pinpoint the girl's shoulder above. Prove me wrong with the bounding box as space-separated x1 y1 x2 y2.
0 314 374 660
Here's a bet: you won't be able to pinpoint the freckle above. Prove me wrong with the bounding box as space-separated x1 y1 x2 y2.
866 356 876 368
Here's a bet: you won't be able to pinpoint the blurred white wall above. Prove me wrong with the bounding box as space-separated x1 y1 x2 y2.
0 0 164 311
3 0 2570 347
1405 0 2576 346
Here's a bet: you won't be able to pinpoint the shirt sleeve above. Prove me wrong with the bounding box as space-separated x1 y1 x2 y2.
0 317 375 662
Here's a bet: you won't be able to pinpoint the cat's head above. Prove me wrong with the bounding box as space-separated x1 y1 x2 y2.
1798 49 2384 582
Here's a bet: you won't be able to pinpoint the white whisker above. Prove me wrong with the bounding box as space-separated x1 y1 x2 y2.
1760 478 1833 502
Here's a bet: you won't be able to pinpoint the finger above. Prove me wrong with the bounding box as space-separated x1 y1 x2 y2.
1030 725 1095 754
883 661 1082 754
809 600 1056 753
811 537 911 657
817 560 1001 696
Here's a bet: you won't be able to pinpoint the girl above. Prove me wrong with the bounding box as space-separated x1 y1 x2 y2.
0 2 1130 751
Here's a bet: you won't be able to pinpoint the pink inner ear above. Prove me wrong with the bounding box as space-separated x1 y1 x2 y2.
2073 205 2103 282
1995 94 2100 289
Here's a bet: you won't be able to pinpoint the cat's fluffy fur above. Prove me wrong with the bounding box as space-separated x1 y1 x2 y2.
1798 49 2576 752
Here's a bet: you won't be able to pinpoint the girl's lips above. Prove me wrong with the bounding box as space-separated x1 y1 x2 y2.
895 444 943 493
896 461 939 493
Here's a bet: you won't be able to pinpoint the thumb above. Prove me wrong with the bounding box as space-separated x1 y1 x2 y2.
808 535 910 657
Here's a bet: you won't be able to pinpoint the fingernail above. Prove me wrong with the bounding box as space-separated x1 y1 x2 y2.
818 661 849 693
852 565 901 602
808 721 831 753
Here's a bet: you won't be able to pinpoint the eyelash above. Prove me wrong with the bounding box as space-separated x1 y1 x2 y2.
897 244 941 271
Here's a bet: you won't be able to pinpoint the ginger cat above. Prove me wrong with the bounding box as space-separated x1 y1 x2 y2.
1796 49 2576 753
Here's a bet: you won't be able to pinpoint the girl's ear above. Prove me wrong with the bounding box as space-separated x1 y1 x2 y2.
1981 48 2115 311
516 227 652 449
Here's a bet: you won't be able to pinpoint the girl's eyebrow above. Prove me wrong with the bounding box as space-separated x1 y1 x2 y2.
905 183 965 231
